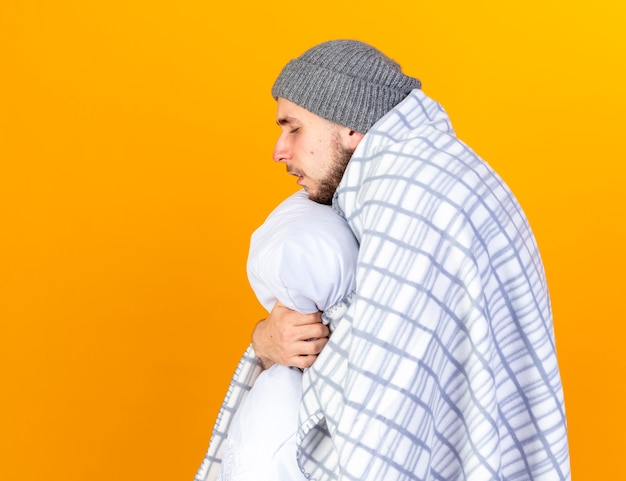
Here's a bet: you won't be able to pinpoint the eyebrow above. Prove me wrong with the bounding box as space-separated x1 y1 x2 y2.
276 116 298 126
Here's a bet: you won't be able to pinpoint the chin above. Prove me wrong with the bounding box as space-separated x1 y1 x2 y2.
308 193 333 206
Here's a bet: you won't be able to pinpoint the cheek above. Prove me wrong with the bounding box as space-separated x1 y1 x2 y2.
308 134 330 156
298 141 316 157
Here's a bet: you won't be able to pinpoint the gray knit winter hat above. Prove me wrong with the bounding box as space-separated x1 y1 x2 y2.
272 40 421 133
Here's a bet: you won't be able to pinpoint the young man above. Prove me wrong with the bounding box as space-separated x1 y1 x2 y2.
251 40 571 481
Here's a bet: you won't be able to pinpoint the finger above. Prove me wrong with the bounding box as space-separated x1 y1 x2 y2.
296 323 329 341
291 311 323 327
297 337 328 356
289 354 318 370
272 302 322 327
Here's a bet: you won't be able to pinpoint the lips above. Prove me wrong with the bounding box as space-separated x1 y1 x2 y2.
287 169 304 185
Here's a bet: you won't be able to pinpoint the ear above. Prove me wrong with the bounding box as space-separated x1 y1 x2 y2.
342 128 365 150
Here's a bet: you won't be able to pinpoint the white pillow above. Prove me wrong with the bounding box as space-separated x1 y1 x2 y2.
219 191 359 481
247 190 359 314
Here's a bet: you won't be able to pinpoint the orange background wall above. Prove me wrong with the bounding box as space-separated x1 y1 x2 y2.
1 1 624 480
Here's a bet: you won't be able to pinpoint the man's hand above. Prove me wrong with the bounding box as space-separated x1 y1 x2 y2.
251 301 329 370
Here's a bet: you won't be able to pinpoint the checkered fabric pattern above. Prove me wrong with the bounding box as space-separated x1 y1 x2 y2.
194 345 262 481
295 90 570 480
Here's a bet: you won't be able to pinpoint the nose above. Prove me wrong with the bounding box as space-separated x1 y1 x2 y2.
273 133 289 163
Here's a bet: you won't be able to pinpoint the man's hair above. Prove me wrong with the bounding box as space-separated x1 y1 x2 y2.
272 39 421 134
